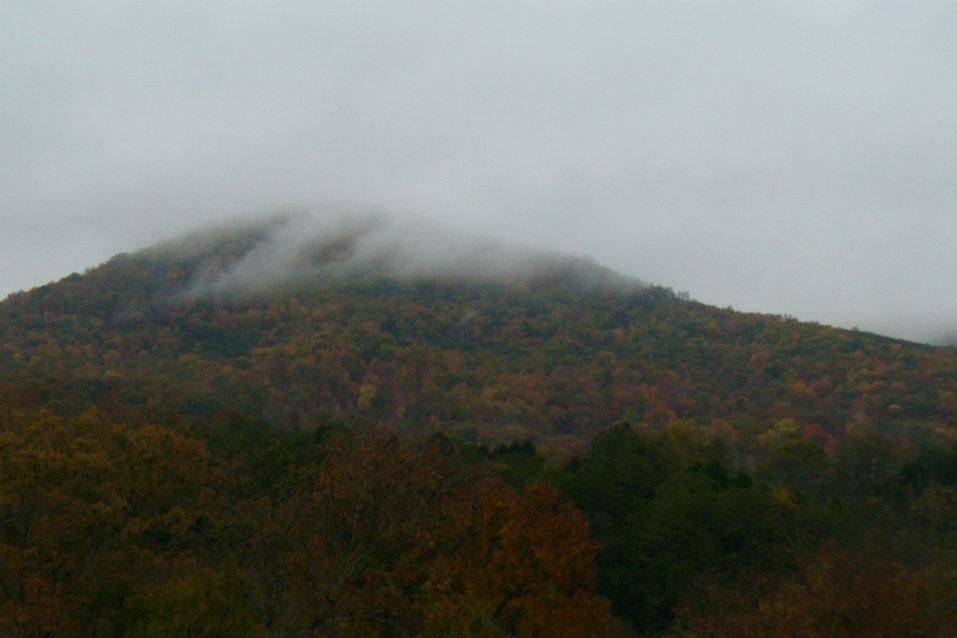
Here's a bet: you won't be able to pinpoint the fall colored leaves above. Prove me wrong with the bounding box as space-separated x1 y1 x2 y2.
0 411 615 636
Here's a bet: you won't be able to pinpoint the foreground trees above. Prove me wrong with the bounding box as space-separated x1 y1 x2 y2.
495 421 957 636
261 432 615 636
4 391 957 635
0 409 615 636
677 546 955 637
555 423 792 633
0 409 221 636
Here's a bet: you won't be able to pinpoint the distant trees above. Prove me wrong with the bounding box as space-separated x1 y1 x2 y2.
2 251 955 457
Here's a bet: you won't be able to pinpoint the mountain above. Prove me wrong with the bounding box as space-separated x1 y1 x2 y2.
1 212 955 455
4 212 957 635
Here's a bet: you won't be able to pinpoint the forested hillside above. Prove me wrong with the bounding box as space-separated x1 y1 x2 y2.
3 215 957 635
1 216 954 456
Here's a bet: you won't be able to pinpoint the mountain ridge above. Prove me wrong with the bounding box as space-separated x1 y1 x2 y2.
1 213 954 455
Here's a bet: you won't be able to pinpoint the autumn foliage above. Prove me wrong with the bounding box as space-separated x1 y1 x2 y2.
677 545 956 637
2 223 957 635
0 223 954 459
0 409 616 636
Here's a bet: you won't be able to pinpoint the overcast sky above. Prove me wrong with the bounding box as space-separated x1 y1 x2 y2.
3 1 956 343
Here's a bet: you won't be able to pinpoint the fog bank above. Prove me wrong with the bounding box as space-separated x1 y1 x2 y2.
153 211 632 296
3 2 956 343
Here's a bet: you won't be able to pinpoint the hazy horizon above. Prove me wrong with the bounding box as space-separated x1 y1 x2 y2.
4 2 956 344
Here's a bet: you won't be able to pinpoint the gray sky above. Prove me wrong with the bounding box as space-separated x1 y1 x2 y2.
3 1 956 343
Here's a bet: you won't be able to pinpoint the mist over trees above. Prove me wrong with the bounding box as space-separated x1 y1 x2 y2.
153 212 636 296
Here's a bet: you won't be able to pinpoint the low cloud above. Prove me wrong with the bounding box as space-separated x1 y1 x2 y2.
157 210 635 296
3 2 956 343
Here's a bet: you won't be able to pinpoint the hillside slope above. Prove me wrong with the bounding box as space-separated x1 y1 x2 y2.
1 214 955 454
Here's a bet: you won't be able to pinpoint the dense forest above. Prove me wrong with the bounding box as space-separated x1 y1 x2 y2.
2 217 954 457
2 217 957 635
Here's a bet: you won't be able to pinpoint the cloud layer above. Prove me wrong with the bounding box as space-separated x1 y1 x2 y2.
153 210 632 296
